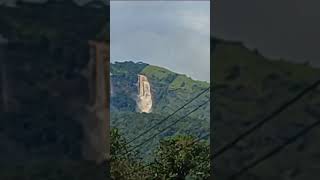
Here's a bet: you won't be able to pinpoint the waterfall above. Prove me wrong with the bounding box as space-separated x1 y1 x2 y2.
137 74 152 113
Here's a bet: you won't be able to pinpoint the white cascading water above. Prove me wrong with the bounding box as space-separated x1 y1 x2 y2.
137 74 152 113
110 73 113 97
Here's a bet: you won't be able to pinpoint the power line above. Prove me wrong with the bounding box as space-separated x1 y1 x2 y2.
127 99 210 154
126 99 210 154
125 87 210 146
194 133 210 143
119 78 320 179
212 79 320 160
229 119 320 180
123 132 210 177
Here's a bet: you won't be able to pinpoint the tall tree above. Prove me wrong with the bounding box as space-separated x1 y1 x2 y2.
151 135 210 180
110 128 152 180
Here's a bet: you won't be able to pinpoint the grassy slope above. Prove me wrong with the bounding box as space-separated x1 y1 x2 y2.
141 64 210 119
213 40 320 121
214 41 320 90
110 62 210 119
212 39 320 179
111 63 210 159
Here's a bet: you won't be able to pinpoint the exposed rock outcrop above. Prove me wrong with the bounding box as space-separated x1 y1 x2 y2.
137 74 152 113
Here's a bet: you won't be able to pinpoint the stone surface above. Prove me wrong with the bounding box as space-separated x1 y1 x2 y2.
137 74 153 113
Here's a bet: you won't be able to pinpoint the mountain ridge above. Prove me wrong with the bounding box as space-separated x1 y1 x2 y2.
213 38 320 180
110 61 210 120
110 61 210 159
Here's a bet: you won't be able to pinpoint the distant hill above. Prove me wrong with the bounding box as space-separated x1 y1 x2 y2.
0 1 108 41
212 38 320 179
110 61 210 158
110 61 210 118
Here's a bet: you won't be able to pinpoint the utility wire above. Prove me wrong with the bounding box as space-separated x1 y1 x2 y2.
125 87 210 145
123 132 210 177
126 99 210 154
212 79 320 160
120 78 320 179
229 118 320 180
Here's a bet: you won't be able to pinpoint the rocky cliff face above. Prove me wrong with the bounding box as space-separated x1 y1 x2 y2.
110 62 210 158
137 74 152 113
110 61 210 120
110 62 149 112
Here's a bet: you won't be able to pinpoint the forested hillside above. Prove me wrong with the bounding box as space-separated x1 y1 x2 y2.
110 61 210 158
212 38 320 180
110 61 210 119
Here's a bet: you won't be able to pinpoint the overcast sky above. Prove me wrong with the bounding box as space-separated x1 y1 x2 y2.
111 1 210 82
213 0 320 67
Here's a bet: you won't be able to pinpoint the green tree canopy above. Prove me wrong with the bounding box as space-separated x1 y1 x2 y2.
110 129 210 180
151 135 210 180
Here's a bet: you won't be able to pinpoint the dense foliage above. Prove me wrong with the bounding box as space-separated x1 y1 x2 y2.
110 128 210 180
110 128 152 180
111 112 209 160
151 135 210 180
110 61 210 159
110 61 210 120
